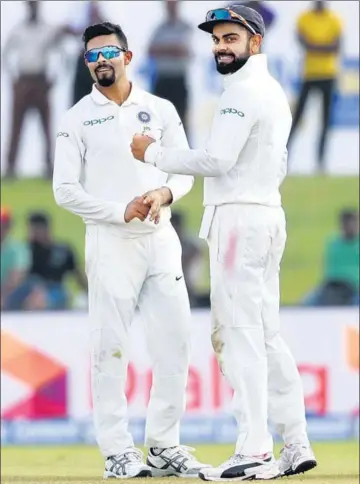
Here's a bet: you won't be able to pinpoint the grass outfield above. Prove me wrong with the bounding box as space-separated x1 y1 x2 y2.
1 442 359 483
1 176 358 305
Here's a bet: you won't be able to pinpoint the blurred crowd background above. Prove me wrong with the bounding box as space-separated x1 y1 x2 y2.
1 0 359 311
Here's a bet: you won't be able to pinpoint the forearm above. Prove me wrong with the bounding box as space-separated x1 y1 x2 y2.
53 181 126 225
145 143 231 177
164 173 194 203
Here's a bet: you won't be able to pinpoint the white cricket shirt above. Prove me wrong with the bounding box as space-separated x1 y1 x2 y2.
144 54 292 236
53 84 194 237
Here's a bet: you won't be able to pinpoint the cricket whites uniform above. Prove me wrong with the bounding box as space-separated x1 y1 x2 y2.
144 54 310 458
53 85 194 458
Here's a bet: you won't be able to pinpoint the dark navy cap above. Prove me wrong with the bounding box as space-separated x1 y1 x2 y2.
198 4 266 37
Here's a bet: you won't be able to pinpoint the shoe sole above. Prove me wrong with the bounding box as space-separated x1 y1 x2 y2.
150 467 204 479
103 469 152 479
282 459 317 477
199 471 281 481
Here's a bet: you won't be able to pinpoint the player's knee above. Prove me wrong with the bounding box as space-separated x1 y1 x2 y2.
91 328 127 375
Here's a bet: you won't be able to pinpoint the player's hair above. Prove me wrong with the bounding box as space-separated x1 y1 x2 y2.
82 21 129 51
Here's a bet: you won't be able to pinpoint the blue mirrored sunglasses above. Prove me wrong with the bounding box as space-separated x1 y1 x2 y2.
205 8 257 36
84 45 126 63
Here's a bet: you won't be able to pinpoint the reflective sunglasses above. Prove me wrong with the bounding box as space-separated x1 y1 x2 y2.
205 8 258 36
84 45 127 63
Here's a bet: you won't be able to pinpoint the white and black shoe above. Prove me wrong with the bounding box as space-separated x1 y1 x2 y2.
279 444 317 476
147 445 211 478
199 453 280 481
104 447 152 479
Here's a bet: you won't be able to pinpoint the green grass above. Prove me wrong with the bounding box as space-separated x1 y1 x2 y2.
1 176 358 304
1 442 359 483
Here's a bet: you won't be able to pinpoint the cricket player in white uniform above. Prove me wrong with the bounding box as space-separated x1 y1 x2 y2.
131 5 317 481
53 21 210 479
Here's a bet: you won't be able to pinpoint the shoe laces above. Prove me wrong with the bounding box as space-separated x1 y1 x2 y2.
114 447 144 462
169 445 198 461
221 453 271 468
282 443 310 452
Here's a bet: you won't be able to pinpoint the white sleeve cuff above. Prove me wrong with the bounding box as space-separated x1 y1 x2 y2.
144 142 162 165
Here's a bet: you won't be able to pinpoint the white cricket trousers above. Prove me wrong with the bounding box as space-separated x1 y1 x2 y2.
208 204 308 456
85 223 191 457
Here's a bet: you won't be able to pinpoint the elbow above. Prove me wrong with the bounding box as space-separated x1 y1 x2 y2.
212 160 234 177
206 153 235 176
53 183 73 208
53 186 66 208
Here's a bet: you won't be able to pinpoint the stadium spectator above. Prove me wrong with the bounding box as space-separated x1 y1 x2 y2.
63 0 105 105
171 211 209 308
5 212 87 311
288 0 343 172
147 0 192 135
1 207 30 311
2 1 64 179
303 209 359 306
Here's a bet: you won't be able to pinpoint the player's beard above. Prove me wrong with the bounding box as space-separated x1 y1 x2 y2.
215 41 251 75
95 66 116 87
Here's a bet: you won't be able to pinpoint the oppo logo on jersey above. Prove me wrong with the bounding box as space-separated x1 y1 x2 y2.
220 108 244 117
83 116 115 126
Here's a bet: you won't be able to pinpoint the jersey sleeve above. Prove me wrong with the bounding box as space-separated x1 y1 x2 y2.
160 102 194 203
53 111 127 224
144 84 258 176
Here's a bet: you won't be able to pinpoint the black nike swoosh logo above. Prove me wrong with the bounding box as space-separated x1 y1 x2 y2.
175 276 183 281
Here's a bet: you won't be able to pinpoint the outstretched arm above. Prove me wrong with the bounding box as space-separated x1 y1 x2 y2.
131 86 258 177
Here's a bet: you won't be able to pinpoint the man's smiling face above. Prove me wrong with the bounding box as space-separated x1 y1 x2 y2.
212 22 261 75
85 33 132 87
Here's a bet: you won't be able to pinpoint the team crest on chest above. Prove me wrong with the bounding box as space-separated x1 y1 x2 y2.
137 111 151 124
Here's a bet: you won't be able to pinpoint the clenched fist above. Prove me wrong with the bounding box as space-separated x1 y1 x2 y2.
124 196 150 223
130 134 155 161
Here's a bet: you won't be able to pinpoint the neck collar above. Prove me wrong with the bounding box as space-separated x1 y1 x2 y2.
223 54 268 90
90 82 144 106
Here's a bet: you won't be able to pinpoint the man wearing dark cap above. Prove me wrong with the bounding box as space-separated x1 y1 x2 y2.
132 4 317 481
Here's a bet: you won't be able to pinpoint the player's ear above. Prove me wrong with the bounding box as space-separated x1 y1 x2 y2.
250 34 262 54
124 50 133 66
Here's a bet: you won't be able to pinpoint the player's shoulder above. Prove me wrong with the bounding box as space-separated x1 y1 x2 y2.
59 95 94 128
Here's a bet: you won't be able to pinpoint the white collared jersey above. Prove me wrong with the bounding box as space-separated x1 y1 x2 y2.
53 84 193 237
145 54 292 209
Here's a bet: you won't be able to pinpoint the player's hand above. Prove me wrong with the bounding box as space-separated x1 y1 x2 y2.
142 187 173 224
124 196 151 223
130 134 155 161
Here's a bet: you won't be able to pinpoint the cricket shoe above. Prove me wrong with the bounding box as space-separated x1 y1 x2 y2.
278 444 317 476
147 445 211 477
104 447 152 479
199 453 280 481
